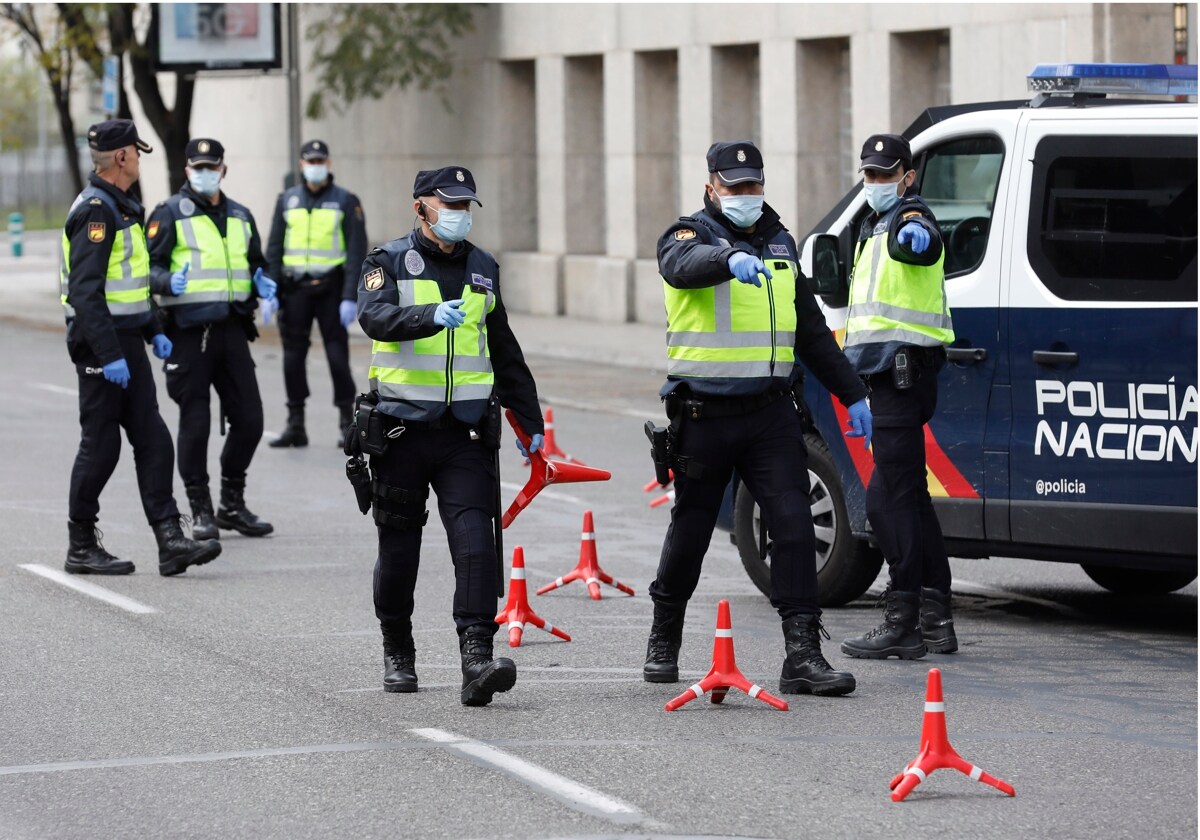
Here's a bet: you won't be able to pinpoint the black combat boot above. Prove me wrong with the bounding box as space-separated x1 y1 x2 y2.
841 589 927 660
269 405 308 448
643 600 687 683
921 587 958 654
382 625 418 693
152 516 222 577
185 484 219 542
65 519 134 575
336 404 354 449
459 624 516 707
215 476 274 537
779 614 857 696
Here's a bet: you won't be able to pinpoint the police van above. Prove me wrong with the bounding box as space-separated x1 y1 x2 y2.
723 63 1198 604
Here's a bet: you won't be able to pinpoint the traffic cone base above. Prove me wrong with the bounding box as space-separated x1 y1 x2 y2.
495 546 571 647
664 600 788 712
536 510 635 600
890 668 1015 802
502 410 611 528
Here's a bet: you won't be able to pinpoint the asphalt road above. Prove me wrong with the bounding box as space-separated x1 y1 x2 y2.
0 321 1194 839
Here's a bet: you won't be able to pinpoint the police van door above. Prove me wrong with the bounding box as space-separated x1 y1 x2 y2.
909 125 1013 541
1007 116 1198 559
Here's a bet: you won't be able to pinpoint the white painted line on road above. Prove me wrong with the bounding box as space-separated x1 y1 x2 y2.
500 481 589 507
19 564 158 614
541 394 657 421
31 383 78 397
411 727 649 826
337 677 642 693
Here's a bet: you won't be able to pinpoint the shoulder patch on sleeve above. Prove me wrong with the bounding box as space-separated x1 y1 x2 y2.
354 205 363 220
87 222 106 243
674 228 697 241
901 211 923 220
362 267 384 291
147 220 160 238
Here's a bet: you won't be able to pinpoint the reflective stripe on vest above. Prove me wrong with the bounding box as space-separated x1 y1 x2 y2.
60 222 152 318
369 280 496 407
663 261 798 381
282 206 345 277
159 214 253 307
844 232 953 348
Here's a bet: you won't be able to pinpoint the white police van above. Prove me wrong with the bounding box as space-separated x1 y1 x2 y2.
724 64 1197 604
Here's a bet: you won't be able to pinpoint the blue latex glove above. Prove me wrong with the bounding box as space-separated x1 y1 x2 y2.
102 358 130 389
516 433 544 458
897 222 930 254
260 297 278 326
339 299 357 329
845 398 873 451
151 334 173 360
434 298 466 329
169 261 189 295
253 267 277 301
728 252 772 287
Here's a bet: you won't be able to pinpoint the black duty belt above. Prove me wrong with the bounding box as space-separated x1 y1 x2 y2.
903 345 946 367
384 411 467 432
670 388 788 421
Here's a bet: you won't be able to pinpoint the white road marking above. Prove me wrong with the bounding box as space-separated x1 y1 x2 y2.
19 564 158 614
499 481 589 507
411 727 648 825
541 394 657 421
950 577 1088 620
336 677 641 693
31 383 78 397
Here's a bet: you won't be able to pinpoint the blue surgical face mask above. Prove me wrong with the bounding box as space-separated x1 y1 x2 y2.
719 194 765 229
302 163 329 185
188 168 221 197
427 205 473 243
863 181 902 214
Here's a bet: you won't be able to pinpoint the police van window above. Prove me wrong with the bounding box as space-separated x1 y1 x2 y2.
914 135 1005 278
1028 135 1197 303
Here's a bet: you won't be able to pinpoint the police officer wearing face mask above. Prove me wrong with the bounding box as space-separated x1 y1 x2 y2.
147 138 277 543
265 140 367 449
61 120 222 577
645 141 872 698
839 133 958 661
354 166 544 706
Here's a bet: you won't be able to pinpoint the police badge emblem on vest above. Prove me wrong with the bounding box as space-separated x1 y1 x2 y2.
469 273 493 294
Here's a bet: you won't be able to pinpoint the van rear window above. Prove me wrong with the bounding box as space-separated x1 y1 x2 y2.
1028 135 1197 302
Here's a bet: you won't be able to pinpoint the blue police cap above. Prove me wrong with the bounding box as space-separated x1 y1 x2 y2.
859 134 912 172
87 119 153 154
301 139 330 160
186 138 225 167
706 141 764 185
413 166 481 206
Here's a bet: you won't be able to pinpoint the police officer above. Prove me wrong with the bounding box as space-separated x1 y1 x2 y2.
147 138 276 542
645 141 873 697
62 120 222 577
265 139 366 448
356 166 544 706
840 134 957 660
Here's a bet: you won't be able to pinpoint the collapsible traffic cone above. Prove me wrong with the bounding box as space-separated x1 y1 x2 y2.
502 409 611 528
495 546 572 647
889 668 1016 802
643 472 674 508
536 510 635 600
541 408 585 464
664 599 789 712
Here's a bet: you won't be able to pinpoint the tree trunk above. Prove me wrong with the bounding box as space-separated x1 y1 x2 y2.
51 84 82 195
124 7 194 193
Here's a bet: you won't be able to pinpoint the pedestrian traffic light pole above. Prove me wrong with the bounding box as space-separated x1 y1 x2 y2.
286 4 302 188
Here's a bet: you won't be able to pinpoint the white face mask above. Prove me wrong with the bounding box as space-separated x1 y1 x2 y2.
302 163 329 185
425 204 473 243
863 180 902 214
718 194 765 228
188 168 221 197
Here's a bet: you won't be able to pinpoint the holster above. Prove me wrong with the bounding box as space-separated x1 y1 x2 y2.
352 392 393 457
480 394 502 450
644 420 671 487
345 455 372 515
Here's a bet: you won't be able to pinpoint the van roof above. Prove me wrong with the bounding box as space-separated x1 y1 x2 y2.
902 97 1195 139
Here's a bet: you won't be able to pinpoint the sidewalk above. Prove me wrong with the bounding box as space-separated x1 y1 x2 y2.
0 229 668 372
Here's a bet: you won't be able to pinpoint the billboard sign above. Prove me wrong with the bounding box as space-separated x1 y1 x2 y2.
153 3 282 72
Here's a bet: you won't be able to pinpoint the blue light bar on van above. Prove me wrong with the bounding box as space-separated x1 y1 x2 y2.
1027 63 1197 96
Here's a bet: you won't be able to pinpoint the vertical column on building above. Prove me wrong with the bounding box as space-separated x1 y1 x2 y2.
531 55 566 315
850 30 891 175
759 38 799 241
676 44 713 221
599 49 636 322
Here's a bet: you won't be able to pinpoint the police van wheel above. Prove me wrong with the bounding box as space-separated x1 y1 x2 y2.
1080 564 1197 596
735 434 882 607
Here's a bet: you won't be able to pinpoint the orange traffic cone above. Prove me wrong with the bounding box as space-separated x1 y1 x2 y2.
889 668 1016 802
495 546 572 647
541 408 585 465
502 409 611 528
643 471 674 508
664 599 789 712
536 510 635 600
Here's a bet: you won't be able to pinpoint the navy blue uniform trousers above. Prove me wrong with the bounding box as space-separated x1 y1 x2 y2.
650 396 820 619
69 329 178 525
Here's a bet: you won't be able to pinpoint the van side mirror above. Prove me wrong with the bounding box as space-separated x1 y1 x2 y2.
801 233 845 301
